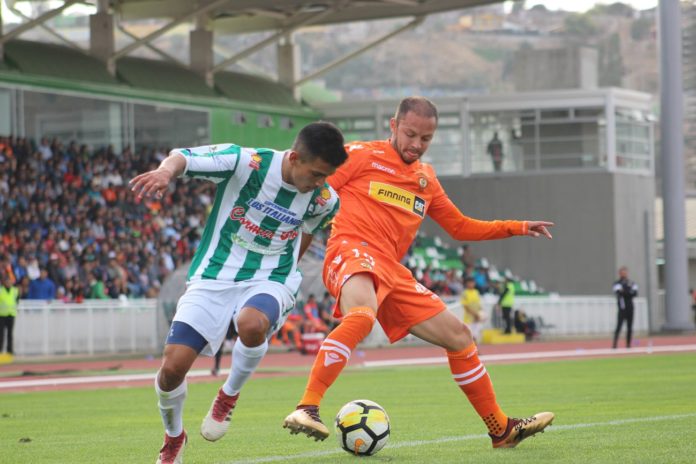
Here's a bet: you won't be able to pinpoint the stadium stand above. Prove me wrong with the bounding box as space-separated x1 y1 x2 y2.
405 232 547 297
0 134 212 301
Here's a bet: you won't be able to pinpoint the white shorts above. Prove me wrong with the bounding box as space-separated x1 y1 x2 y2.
173 279 295 357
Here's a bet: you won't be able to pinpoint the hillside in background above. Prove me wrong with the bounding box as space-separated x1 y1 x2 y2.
1 2 660 100
291 3 659 100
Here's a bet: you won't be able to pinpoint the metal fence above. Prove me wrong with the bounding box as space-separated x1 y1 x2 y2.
364 295 649 347
14 299 158 356
12 295 648 356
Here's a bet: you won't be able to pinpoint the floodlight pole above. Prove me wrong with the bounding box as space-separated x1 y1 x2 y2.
659 0 695 331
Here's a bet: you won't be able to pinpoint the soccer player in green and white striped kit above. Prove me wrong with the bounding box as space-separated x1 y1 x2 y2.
129 122 348 464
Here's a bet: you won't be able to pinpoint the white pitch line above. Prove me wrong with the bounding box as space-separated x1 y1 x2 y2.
362 344 696 368
1 344 695 390
0 367 217 389
219 413 696 464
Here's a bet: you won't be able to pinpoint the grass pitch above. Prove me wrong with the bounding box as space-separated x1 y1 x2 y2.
1 353 694 463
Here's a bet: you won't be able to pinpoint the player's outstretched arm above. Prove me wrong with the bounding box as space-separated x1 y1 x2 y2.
525 221 554 239
129 152 186 200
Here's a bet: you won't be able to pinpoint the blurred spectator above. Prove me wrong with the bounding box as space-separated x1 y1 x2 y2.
612 266 638 349
303 294 328 334
460 277 485 343
0 135 206 300
27 268 56 300
472 265 490 294
212 323 236 376
278 304 303 351
89 272 109 299
460 244 475 272
513 310 537 341
318 291 340 331
497 277 515 334
0 275 20 354
443 269 463 296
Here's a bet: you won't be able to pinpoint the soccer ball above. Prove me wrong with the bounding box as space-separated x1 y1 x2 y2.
335 399 390 456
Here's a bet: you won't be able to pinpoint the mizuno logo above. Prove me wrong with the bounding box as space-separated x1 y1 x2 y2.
323 352 344 367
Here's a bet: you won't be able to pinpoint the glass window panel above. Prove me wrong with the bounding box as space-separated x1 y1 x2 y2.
427 128 463 176
438 115 460 127
537 121 601 169
0 88 11 135
133 104 208 150
232 111 247 125
540 109 569 120
574 108 603 118
353 119 375 130
469 110 525 173
23 90 125 152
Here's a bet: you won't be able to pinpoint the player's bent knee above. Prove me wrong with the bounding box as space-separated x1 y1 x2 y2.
236 314 269 347
158 363 186 391
444 323 474 352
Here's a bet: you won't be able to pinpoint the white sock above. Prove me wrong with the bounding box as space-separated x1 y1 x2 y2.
155 372 187 437
222 339 268 396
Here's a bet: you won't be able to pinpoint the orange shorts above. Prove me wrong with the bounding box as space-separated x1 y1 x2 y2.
323 238 446 343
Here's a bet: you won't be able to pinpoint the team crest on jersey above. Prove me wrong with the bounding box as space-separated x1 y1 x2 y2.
368 181 425 217
418 176 428 190
315 188 331 206
249 152 262 170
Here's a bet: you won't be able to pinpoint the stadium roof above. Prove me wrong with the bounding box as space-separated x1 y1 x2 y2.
1 1 503 106
1 39 306 110
114 0 501 34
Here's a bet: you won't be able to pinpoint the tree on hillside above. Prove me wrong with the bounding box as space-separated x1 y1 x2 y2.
599 33 624 87
590 2 634 17
564 13 597 36
630 17 653 41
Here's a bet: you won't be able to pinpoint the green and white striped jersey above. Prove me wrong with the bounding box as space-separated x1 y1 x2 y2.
174 143 340 294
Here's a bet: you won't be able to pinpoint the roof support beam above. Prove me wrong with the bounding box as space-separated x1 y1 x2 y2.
209 7 337 77
0 0 80 45
108 0 230 66
295 15 424 86
7 4 84 52
117 25 184 66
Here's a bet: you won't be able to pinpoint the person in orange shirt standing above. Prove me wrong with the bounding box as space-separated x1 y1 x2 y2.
283 96 555 449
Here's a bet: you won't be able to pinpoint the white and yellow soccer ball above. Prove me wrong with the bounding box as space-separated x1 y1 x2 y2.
334 399 390 456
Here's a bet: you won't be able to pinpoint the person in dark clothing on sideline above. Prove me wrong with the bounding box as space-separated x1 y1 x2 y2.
212 322 236 376
612 266 638 349
497 277 515 334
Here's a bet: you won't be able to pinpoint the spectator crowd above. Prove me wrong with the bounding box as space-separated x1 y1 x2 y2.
0 134 213 302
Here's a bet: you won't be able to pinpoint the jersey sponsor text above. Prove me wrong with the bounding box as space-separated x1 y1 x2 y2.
368 181 425 217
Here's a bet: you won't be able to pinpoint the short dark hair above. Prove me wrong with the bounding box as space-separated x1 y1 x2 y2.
292 121 347 167
394 96 439 123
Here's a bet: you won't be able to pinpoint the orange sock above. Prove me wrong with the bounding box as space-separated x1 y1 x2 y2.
299 306 376 406
447 343 508 437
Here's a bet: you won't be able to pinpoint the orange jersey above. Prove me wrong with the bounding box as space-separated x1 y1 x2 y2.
327 140 529 262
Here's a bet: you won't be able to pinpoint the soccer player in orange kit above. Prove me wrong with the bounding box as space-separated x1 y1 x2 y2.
283 96 555 449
